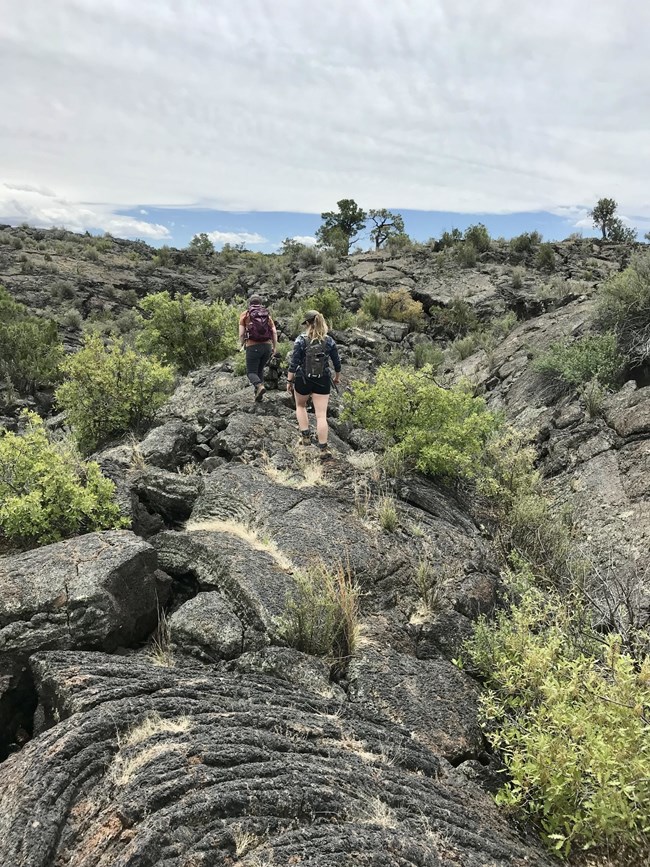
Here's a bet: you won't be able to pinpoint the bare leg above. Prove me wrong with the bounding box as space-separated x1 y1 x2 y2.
311 392 331 445
295 392 310 432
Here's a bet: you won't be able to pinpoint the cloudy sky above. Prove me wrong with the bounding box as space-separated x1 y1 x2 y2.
1 0 648 248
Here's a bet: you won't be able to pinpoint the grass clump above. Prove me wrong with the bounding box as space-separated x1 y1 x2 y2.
597 251 650 366
279 562 360 662
0 411 127 548
343 364 500 481
138 291 239 373
535 242 556 272
533 332 624 391
376 495 398 532
0 285 63 394
464 568 650 860
56 333 174 453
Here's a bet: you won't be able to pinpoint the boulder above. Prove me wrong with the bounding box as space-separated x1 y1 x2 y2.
0 651 553 867
138 419 197 470
0 530 168 756
169 592 254 660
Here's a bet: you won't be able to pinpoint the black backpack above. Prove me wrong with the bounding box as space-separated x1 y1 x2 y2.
304 338 328 378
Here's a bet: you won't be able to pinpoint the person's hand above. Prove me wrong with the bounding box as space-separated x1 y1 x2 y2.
286 381 294 393
333 376 341 385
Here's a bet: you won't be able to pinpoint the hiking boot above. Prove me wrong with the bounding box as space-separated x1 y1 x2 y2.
299 431 312 447
254 383 266 402
319 445 334 462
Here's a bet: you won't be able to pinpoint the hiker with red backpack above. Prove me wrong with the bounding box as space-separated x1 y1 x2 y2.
239 295 278 401
286 310 341 461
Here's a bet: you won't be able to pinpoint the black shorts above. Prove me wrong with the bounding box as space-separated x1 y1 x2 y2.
294 374 331 396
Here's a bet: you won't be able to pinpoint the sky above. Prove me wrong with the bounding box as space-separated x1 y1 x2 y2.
0 1 649 250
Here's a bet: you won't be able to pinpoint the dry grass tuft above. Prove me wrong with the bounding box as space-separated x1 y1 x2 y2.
147 606 175 667
279 560 360 662
358 796 399 830
261 448 331 489
185 517 294 572
121 713 191 748
110 741 187 786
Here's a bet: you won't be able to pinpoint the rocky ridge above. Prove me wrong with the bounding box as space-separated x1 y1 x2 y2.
0 227 648 864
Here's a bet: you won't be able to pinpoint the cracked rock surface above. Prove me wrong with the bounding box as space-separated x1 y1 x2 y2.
0 652 552 867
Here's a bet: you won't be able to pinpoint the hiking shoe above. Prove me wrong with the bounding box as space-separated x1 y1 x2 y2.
319 445 334 462
299 431 312 447
254 384 266 402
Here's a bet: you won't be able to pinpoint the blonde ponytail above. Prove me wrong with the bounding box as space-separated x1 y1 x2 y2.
307 312 328 341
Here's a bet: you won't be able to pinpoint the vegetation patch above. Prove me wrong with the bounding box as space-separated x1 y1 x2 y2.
138 291 239 373
279 562 360 662
0 411 127 548
344 364 500 481
533 332 624 390
464 568 650 859
0 285 63 395
597 252 650 367
56 334 174 452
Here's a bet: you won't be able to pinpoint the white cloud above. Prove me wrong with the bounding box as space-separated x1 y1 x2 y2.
205 230 268 247
0 183 170 240
291 235 317 247
0 1 649 222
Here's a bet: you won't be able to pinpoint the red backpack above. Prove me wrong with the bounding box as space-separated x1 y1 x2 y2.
246 305 273 342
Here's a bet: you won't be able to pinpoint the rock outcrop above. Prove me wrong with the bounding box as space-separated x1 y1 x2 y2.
0 651 553 866
0 531 168 757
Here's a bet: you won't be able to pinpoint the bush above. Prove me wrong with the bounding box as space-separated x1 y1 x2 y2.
597 252 650 366
361 292 383 320
465 575 650 858
456 241 477 267
56 334 174 452
0 286 64 394
298 287 351 331
511 266 525 289
534 332 623 390
413 342 443 370
0 412 127 548
464 223 491 253
137 291 239 373
510 231 542 256
279 562 360 662
376 288 424 329
435 298 479 337
343 365 500 480
535 243 555 272
438 228 463 249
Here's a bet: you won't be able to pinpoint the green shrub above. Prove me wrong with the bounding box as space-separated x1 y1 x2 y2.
597 252 650 366
465 576 650 858
343 365 500 480
323 256 337 275
0 411 127 548
361 292 383 320
511 266 525 289
535 243 555 272
137 291 239 373
0 286 64 394
279 562 360 662
413 342 443 370
56 334 174 452
439 228 463 249
299 287 351 330
456 241 477 267
464 223 491 253
449 333 480 360
510 231 542 256
435 298 479 337
534 332 623 390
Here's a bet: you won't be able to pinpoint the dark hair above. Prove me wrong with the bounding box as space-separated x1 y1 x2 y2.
249 294 263 306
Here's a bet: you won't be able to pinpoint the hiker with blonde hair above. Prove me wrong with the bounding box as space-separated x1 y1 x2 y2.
286 310 341 461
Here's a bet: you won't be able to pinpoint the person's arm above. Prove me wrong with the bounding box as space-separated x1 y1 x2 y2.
270 320 278 352
329 340 342 383
286 336 302 391
238 313 247 348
